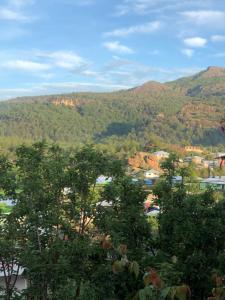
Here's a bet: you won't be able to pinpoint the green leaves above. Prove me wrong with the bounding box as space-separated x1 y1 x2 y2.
138 284 191 300
112 254 140 279
112 260 125 274
0 142 146 299
129 261 140 279
138 285 171 300
153 157 225 299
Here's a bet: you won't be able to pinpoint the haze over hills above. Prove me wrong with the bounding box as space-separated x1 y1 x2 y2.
0 66 225 154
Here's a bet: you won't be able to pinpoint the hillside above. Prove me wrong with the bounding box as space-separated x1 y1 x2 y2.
0 66 225 155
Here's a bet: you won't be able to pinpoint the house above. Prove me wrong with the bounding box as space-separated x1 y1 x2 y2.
0 265 26 294
184 156 192 163
216 152 225 158
200 177 225 191
96 200 112 207
145 206 160 217
152 151 169 160
144 169 161 179
215 154 225 169
202 160 219 168
184 156 204 165
132 178 139 183
96 175 112 185
185 146 203 154
143 179 154 186
144 193 158 208
172 176 183 184
144 193 159 217
192 156 204 165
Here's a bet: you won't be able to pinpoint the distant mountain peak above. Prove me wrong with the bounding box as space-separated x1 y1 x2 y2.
195 66 225 79
132 80 171 94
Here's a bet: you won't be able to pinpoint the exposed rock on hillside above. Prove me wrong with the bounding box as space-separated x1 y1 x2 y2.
52 98 88 107
128 152 160 170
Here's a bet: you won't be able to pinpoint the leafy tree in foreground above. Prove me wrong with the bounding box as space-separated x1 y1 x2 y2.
92 177 152 299
0 217 22 299
0 142 153 299
153 155 225 300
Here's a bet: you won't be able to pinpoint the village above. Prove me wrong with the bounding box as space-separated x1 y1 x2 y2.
94 145 225 218
127 146 225 188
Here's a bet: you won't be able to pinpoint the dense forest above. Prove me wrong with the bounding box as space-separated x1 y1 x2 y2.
0 66 225 156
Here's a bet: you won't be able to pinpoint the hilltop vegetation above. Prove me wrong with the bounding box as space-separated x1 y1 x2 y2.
0 66 225 155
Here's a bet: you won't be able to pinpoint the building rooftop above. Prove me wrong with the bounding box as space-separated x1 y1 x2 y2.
201 177 225 184
153 151 169 156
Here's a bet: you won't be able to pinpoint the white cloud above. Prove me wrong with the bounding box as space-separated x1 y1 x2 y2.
0 8 29 21
102 56 168 86
0 0 34 22
81 70 99 77
103 41 134 54
36 50 89 71
115 0 173 15
42 81 130 90
183 37 207 48
0 81 130 99
211 35 225 42
181 10 225 25
0 50 91 76
0 61 205 100
2 60 51 71
104 21 161 37
181 48 194 58
115 0 215 16
49 51 88 70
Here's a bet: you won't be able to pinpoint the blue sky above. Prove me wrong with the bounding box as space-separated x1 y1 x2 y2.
1 0 225 99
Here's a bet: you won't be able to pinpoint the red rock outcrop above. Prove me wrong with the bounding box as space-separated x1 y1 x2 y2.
128 152 160 170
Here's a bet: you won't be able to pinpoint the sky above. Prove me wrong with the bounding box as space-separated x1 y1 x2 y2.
1 0 225 99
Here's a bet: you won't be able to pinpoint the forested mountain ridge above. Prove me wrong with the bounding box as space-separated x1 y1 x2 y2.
0 66 225 154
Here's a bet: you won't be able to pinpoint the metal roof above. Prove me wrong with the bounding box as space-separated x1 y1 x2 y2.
201 177 225 184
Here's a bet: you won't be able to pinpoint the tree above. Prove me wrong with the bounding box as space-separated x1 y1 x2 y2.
0 216 22 299
93 177 152 299
96 177 152 260
0 142 128 299
154 156 225 300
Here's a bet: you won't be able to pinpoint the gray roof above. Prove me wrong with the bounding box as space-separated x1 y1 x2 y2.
201 177 225 184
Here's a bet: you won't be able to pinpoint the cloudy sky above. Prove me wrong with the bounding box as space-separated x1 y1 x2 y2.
0 0 225 98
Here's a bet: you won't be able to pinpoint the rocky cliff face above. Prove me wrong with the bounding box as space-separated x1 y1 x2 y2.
52 97 90 107
52 98 76 107
128 152 160 170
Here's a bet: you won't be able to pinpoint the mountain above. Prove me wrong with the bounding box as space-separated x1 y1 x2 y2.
168 66 225 97
0 66 225 155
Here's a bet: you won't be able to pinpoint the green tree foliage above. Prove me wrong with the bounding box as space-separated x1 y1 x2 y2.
1 143 225 299
96 177 152 261
1 68 225 156
0 142 152 299
153 155 225 300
